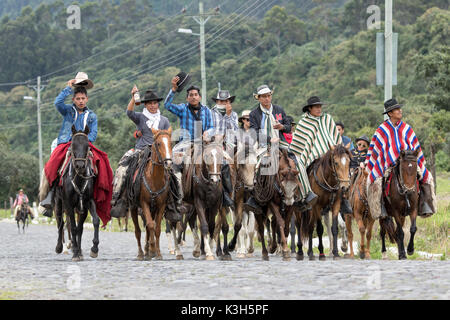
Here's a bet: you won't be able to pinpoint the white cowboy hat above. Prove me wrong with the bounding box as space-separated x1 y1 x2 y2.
73 72 94 90
238 109 251 123
253 85 273 100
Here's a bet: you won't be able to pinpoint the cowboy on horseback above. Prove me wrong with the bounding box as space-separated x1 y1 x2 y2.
111 86 182 222
365 98 436 219
288 96 353 214
243 85 292 213
38 73 113 227
164 74 214 209
210 89 239 209
13 188 34 220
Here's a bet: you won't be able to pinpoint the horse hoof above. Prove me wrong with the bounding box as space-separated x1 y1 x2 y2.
67 243 72 249
90 251 98 259
55 244 63 254
193 251 200 258
359 252 366 259
309 255 315 261
399 256 407 260
382 253 388 260
176 255 184 260
236 253 246 259
155 255 163 260
319 254 326 261
344 254 353 259
72 256 81 262
333 255 341 261
206 255 215 261
169 250 175 255
341 245 348 253
246 253 254 258
296 254 304 261
262 255 269 261
200 254 206 260
137 255 144 261
248 248 254 254
407 250 414 256
282 256 291 262
220 255 232 261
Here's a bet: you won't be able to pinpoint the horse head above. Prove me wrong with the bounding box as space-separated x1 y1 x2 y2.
236 140 258 191
151 127 173 170
329 144 351 192
71 125 90 174
399 149 419 194
278 149 299 206
202 136 225 184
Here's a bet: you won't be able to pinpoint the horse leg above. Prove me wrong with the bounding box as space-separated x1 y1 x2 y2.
247 211 256 256
130 207 144 260
340 214 348 253
330 203 341 259
55 200 64 254
67 207 80 261
317 218 326 261
380 223 388 260
124 212 129 232
170 221 183 260
141 202 155 260
268 216 278 254
236 211 247 258
407 211 418 256
290 215 296 254
221 209 232 260
365 218 375 259
307 221 315 261
271 202 290 261
118 217 122 231
166 219 175 255
196 201 214 260
190 213 201 258
344 214 354 259
255 214 269 261
357 217 366 260
76 212 88 260
396 216 407 260
89 199 100 258
323 210 333 256
154 206 164 260
215 210 224 258
229 199 243 252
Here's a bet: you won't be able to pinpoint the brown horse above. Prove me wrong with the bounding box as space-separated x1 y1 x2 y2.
380 149 420 260
253 148 299 261
346 167 375 259
297 145 351 260
130 128 176 261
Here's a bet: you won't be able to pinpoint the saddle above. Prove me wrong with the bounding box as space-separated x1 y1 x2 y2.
125 146 151 207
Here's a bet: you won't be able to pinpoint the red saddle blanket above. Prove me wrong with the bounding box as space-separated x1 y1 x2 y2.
44 142 113 228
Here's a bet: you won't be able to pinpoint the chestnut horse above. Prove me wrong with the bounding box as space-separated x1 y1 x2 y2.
346 167 375 259
296 145 351 261
130 128 177 260
380 149 420 260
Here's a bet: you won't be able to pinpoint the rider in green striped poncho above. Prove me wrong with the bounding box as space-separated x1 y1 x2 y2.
288 96 352 213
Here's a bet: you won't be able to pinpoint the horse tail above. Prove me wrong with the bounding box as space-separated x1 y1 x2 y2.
380 216 397 243
299 210 313 243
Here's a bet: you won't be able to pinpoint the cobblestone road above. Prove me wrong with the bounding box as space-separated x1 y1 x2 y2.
0 221 448 300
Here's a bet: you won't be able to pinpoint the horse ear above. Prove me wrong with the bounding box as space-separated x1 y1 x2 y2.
84 125 90 135
72 125 77 135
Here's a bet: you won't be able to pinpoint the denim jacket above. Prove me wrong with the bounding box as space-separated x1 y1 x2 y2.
55 86 98 145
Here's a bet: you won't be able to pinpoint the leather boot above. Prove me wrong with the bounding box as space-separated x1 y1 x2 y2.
221 164 234 209
243 196 263 215
40 187 55 218
340 198 353 215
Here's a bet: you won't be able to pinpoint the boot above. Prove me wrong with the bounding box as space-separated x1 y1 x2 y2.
419 202 433 217
243 196 263 215
221 164 234 209
40 187 55 218
380 199 388 219
305 191 318 205
340 198 353 215
164 193 182 223
110 199 128 218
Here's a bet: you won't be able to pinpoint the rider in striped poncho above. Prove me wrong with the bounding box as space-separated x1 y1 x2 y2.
365 99 436 219
288 96 352 213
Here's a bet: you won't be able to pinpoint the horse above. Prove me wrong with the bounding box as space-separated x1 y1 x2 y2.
227 139 259 258
16 203 29 233
296 145 351 261
54 125 99 261
182 137 225 260
253 147 299 261
345 166 375 259
129 128 178 261
380 149 420 260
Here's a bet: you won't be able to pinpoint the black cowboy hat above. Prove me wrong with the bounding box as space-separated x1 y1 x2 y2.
383 98 403 114
176 72 191 93
141 90 163 103
212 90 236 103
302 96 326 113
355 135 370 145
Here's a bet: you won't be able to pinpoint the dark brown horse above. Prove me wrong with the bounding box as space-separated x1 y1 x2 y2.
296 145 351 261
380 149 420 260
254 148 299 261
346 167 375 259
182 138 225 260
16 203 29 234
130 128 176 260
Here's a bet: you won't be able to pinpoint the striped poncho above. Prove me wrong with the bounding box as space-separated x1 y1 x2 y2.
365 119 429 184
289 112 342 167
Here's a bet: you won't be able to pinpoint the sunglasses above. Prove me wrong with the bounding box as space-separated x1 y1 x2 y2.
242 118 250 122
357 143 368 148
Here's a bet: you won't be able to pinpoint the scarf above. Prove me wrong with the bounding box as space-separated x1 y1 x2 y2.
214 104 227 116
260 104 279 140
188 104 202 121
142 108 161 130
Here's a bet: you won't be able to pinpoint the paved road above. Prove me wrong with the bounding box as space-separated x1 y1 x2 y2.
0 221 448 300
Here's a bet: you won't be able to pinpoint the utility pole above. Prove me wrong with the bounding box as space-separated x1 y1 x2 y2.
193 2 209 106
384 0 393 120
27 76 46 182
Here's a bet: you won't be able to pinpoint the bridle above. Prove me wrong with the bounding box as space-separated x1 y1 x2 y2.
397 155 417 195
69 132 94 212
314 150 350 193
194 142 222 184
